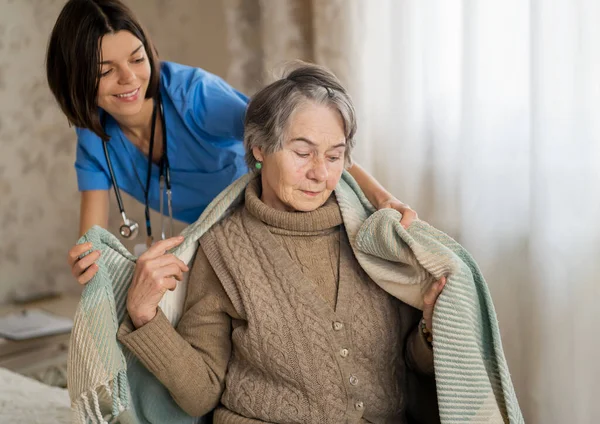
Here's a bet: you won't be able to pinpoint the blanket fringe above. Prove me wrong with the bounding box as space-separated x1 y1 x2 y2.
72 371 129 424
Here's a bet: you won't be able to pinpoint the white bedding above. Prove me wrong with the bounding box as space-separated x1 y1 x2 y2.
0 367 71 423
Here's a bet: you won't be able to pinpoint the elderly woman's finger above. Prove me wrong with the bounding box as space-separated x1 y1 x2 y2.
151 263 185 283
141 236 185 260
151 253 189 273
164 277 178 292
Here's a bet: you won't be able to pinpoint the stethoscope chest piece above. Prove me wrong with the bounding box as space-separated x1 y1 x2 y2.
119 213 140 239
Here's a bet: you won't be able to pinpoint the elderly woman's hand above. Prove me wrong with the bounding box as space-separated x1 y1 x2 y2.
422 276 447 334
378 196 418 229
127 236 188 328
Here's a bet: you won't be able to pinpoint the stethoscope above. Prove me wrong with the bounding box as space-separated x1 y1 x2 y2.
102 92 173 247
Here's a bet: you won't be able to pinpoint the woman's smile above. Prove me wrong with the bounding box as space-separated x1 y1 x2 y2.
114 87 140 101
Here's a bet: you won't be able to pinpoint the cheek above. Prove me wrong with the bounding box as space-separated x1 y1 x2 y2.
280 168 303 196
290 155 310 171
96 79 113 108
97 78 110 97
325 163 345 190
140 63 152 81
281 155 309 187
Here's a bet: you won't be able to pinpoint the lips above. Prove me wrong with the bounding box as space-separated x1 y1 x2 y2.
114 87 139 98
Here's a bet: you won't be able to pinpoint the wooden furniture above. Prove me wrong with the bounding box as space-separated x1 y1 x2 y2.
0 294 80 388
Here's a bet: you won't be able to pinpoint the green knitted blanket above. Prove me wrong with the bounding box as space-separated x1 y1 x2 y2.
68 171 523 424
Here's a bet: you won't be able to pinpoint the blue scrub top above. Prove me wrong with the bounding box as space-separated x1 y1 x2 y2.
74 61 249 224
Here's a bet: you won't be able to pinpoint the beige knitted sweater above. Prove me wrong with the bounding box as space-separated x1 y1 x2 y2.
118 180 434 424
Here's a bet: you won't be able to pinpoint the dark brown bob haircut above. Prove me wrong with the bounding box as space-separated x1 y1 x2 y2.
46 0 160 141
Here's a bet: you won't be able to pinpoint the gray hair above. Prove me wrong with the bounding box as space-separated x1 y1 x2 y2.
244 62 357 170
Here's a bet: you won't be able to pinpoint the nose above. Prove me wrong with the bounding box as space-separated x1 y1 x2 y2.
307 157 328 182
118 65 136 85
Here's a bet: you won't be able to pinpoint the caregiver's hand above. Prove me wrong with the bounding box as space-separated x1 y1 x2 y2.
422 276 447 334
68 242 100 285
378 196 418 229
127 236 188 328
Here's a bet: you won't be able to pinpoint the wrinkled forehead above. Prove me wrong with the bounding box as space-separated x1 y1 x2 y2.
283 102 347 146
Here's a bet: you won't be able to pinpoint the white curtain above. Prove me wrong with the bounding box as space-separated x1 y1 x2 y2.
352 1 600 423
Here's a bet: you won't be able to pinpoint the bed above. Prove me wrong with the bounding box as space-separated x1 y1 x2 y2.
0 367 71 423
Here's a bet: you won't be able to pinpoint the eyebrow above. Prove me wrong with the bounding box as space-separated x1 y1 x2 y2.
291 137 346 149
100 44 143 65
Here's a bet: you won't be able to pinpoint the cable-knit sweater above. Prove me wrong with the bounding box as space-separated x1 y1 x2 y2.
118 179 434 424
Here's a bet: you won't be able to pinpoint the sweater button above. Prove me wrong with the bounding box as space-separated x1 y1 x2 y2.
332 321 344 331
349 375 358 386
340 348 349 358
355 401 364 411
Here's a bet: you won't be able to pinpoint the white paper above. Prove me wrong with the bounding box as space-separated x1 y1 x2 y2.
0 309 73 340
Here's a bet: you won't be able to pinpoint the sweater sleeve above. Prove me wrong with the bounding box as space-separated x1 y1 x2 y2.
117 245 240 417
405 324 435 375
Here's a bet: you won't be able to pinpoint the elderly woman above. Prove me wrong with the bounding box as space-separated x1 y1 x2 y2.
118 63 445 423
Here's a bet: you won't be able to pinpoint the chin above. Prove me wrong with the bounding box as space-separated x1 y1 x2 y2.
291 204 318 212
119 102 144 114
290 197 328 212
107 100 143 117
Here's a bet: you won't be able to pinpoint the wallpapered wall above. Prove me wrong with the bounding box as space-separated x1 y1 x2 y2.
0 0 230 303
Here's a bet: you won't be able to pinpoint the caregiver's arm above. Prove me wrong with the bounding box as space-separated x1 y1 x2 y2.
347 163 417 228
68 190 109 285
118 244 239 417
79 190 109 237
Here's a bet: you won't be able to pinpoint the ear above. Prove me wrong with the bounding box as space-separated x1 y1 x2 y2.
252 146 264 163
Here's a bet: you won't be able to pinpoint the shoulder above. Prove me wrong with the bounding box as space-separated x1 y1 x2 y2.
75 119 124 156
160 61 243 104
75 126 99 144
159 61 204 94
159 61 247 139
201 204 246 242
75 126 105 158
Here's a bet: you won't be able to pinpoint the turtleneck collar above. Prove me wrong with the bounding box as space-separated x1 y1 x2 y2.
244 176 343 233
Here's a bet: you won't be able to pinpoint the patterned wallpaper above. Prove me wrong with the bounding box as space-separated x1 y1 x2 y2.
0 0 230 303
